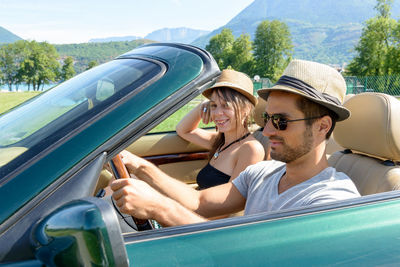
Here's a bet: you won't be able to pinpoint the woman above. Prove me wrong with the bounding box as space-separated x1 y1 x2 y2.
176 69 265 189
114 69 265 221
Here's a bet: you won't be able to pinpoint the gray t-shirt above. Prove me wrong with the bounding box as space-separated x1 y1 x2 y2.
232 160 361 215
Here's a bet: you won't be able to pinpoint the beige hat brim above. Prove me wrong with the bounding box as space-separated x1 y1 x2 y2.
257 85 350 121
203 81 258 106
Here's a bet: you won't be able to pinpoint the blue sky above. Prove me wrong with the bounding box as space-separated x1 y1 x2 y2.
0 0 254 44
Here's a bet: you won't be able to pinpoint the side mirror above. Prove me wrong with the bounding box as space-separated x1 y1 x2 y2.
31 197 128 267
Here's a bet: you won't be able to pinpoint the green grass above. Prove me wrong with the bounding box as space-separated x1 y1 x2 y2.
150 104 194 133
0 92 41 114
150 96 213 133
0 92 213 133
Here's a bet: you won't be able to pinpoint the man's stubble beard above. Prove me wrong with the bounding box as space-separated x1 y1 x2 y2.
270 125 314 163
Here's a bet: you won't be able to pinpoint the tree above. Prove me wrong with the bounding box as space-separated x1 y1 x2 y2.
253 20 293 82
19 41 60 90
86 60 98 70
347 0 398 76
0 70 3 87
389 22 400 74
0 44 18 91
205 28 234 69
0 40 27 91
226 34 255 75
60 56 76 81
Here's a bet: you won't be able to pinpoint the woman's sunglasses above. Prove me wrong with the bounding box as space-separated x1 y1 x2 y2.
262 113 323 131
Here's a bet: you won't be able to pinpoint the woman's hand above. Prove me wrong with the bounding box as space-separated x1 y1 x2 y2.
199 101 211 124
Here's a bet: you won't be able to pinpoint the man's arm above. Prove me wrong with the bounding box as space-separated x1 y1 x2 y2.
111 178 246 226
111 178 207 226
113 151 246 221
120 150 204 212
196 182 246 218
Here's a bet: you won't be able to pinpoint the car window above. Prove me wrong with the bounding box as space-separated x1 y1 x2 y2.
150 95 214 133
0 58 161 170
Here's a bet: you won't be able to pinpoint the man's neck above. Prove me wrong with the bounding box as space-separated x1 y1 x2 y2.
279 143 329 194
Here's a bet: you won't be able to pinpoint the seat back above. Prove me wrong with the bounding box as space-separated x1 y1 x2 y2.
252 97 271 160
328 93 400 195
325 94 354 157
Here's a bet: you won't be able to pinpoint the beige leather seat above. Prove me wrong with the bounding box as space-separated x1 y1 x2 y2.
328 93 400 195
252 97 271 160
325 94 354 157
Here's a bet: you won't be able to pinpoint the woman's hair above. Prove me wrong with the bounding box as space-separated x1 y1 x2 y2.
209 87 255 160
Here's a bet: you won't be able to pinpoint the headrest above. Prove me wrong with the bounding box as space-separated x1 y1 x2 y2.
254 97 267 127
333 93 400 162
344 93 355 102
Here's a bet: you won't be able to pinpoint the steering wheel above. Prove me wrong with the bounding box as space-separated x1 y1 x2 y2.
109 154 154 231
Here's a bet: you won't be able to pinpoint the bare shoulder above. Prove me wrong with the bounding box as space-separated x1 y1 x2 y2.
237 137 265 160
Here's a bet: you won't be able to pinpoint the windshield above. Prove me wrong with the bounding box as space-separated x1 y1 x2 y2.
0 58 161 172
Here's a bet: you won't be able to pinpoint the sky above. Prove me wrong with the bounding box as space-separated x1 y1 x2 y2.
0 0 254 44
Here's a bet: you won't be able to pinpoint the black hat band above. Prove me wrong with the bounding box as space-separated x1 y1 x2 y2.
275 75 341 106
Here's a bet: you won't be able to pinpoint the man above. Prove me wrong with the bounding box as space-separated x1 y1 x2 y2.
111 59 360 227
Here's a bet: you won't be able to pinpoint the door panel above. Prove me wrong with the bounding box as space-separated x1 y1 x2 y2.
126 132 209 184
124 196 400 266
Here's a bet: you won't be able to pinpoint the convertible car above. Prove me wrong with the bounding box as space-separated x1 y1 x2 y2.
0 43 400 266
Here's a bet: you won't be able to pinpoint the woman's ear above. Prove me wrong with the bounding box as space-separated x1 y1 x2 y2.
243 106 252 118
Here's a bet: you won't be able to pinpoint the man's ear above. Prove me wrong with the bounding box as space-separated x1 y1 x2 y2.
316 115 332 137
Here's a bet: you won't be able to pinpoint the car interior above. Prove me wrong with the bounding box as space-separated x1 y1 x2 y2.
94 92 400 232
94 96 272 195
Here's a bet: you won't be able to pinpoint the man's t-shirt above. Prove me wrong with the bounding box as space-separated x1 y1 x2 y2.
232 160 361 215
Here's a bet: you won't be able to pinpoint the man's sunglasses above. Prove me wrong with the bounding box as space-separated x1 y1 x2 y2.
262 113 323 131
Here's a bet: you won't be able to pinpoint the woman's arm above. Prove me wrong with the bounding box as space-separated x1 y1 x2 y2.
176 102 217 150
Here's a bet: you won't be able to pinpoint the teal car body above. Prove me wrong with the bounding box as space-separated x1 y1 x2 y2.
1 43 400 266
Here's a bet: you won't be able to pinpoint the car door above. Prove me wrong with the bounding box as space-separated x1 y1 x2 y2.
122 191 400 266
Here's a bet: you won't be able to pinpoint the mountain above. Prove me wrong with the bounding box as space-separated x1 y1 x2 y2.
0 26 23 43
89 36 142 43
88 27 209 45
145 27 210 44
192 0 400 65
55 39 155 73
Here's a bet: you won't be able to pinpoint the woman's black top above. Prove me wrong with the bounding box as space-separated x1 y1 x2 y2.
196 163 231 190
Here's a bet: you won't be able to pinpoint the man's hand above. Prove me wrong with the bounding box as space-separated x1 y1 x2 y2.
111 178 164 220
119 150 150 177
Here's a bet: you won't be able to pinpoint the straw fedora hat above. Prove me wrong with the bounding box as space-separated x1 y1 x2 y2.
202 69 257 106
257 59 350 121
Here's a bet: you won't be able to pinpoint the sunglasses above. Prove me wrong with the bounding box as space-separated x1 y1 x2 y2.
262 112 323 131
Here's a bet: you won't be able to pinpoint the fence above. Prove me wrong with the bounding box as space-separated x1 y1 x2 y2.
253 78 273 95
253 76 400 97
344 75 400 96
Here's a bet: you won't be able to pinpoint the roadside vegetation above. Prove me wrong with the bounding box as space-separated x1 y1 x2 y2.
205 20 293 82
1 0 399 119
0 39 154 92
55 39 155 73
